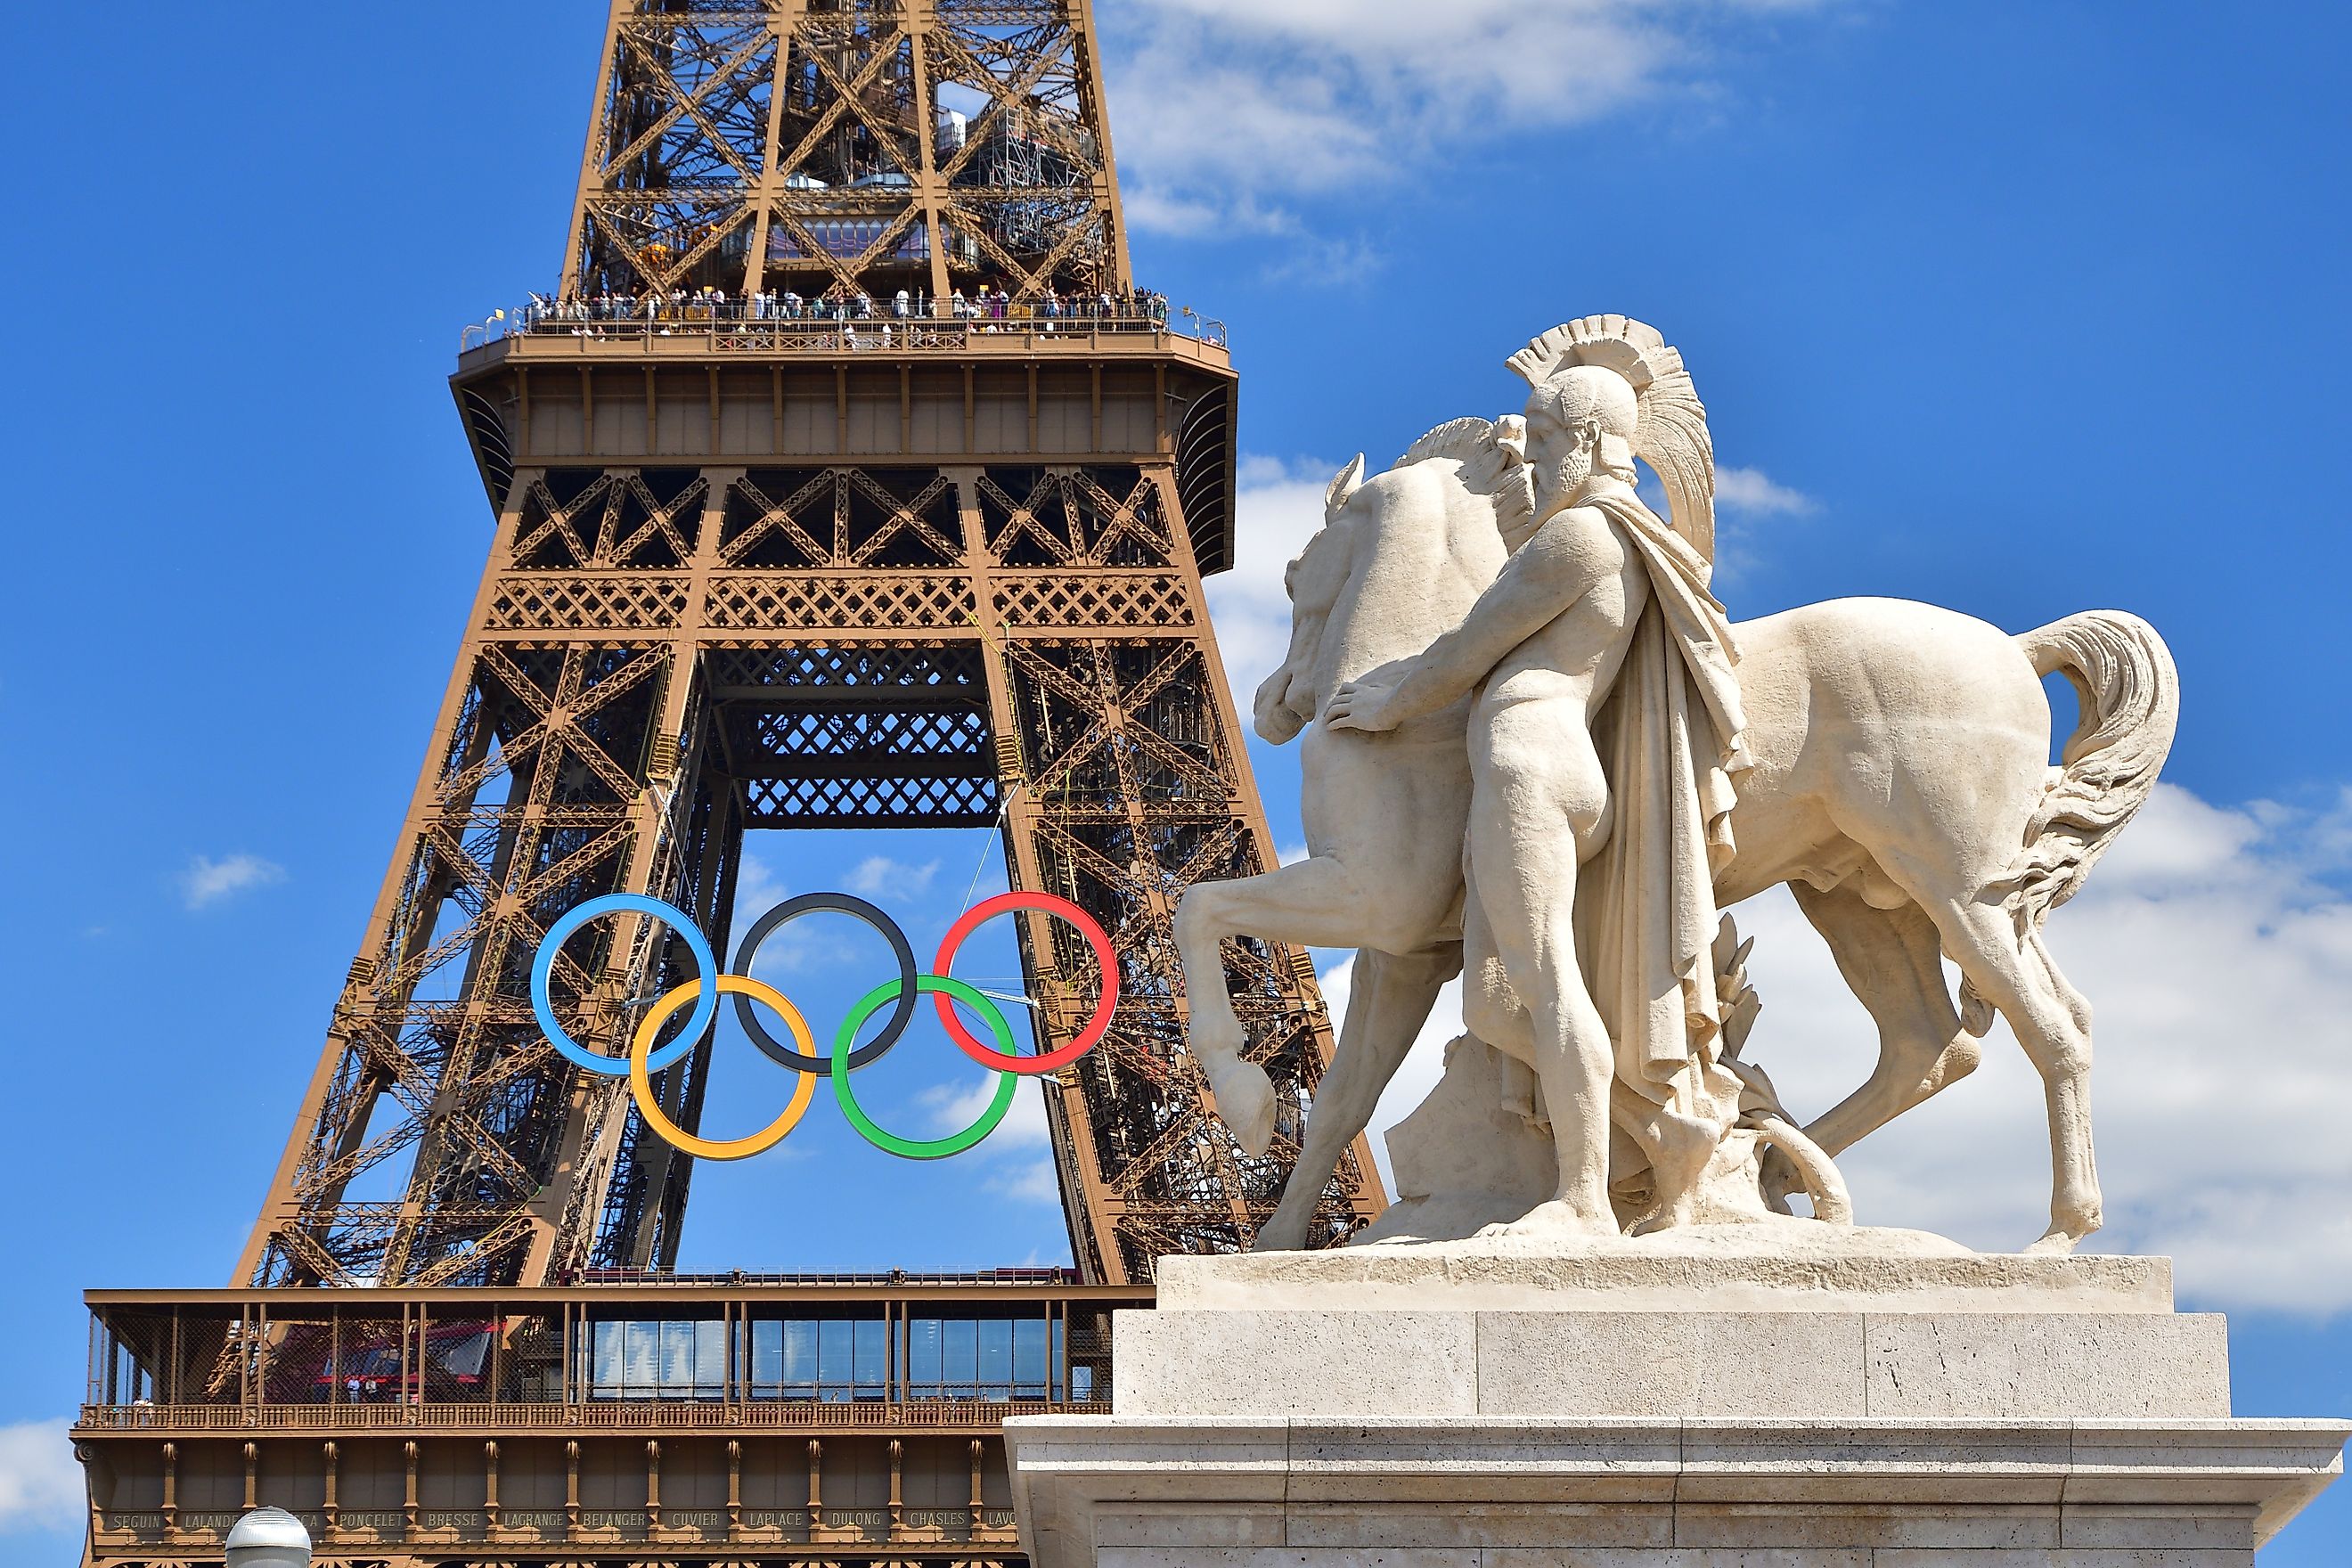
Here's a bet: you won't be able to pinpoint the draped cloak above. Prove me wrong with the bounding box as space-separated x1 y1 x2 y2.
1571 486 1751 1106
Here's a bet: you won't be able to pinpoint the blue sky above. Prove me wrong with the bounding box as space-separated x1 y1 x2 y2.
2 1 2348 1561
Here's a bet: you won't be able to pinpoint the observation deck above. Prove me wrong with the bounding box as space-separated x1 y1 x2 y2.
447 309 1241 576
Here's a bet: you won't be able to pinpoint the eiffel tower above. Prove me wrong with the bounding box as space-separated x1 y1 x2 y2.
237 0 1384 1293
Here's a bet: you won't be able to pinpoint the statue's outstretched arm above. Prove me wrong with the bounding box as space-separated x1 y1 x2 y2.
1328 515 1592 731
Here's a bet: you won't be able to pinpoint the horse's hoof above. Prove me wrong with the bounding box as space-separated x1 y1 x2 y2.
2023 1229 2082 1256
1209 1061 1278 1157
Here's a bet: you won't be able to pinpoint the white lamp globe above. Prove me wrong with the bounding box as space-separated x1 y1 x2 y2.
223 1506 311 1568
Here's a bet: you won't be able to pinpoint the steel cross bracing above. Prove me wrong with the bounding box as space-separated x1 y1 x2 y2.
565 0 1131 309
242 451 1381 1288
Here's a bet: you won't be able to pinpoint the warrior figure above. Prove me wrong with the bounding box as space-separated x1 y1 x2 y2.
1325 319 1745 1234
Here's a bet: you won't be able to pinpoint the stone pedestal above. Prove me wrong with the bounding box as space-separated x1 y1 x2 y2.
1006 1245 2348 1566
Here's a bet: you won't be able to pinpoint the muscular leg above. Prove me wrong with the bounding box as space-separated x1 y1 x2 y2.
1254 943 1459 1252
1467 755 1617 1236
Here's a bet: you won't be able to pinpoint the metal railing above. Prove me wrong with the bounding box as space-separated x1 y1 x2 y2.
78 1395 1099 1432
461 303 1226 355
575 1265 1083 1286
96 1503 1023 1545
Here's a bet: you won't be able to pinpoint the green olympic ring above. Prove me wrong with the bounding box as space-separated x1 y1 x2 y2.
831 975 1024 1160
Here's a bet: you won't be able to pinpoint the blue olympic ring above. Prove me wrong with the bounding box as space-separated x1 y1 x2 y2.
532 893 721 1077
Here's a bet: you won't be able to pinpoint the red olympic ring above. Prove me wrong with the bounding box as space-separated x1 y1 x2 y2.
932 892 1118 1074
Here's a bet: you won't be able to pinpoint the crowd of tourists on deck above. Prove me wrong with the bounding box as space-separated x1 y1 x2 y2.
519 283 1172 339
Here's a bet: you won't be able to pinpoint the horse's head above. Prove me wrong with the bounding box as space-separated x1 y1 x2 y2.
1252 457 1368 744
1253 426 1534 743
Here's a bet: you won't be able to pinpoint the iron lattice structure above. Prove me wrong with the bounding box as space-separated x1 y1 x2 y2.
240 0 1383 1293
566 0 1129 306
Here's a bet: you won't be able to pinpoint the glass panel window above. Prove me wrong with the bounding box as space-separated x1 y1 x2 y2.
624 1320 658 1396
908 1318 943 1395
743 1317 887 1401
853 1319 886 1399
659 1321 696 1392
590 1321 621 1399
750 1319 782 1392
818 1319 852 1401
584 1316 728 1400
781 1319 818 1392
695 1320 728 1400
1013 1317 1047 1398
943 1319 976 1399
977 1319 1012 1400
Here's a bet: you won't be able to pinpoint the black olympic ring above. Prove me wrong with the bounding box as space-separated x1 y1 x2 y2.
731 892 919 1073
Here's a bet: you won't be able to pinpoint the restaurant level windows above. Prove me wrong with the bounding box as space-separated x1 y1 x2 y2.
584 1317 728 1401
903 1310 1060 1401
744 1311 891 1402
573 1304 1068 1404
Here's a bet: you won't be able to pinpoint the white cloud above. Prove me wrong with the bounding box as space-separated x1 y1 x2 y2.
920 1072 1060 1203
0 1419 81 1534
180 852 285 911
734 847 791 915
1105 0 1855 235
844 854 943 902
989 1158 1066 1205
1342 782 2352 1312
1708 464 1816 585
925 1073 1050 1149
730 847 831 976
1714 464 1817 517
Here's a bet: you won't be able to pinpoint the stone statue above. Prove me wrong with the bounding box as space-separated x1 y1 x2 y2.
1174 314 2180 1255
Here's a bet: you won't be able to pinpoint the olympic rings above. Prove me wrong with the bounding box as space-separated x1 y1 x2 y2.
534 894 720 1077
933 892 1120 1074
731 892 917 1073
831 976 1021 1160
527 886 1116 1163
631 976 818 1161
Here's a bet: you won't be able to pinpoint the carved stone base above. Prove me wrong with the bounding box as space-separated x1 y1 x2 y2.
1006 1253 2348 1565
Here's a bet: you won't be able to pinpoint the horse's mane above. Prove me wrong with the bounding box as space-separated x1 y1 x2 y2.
1288 414 1533 607
1392 415 1534 535
1396 417 1498 472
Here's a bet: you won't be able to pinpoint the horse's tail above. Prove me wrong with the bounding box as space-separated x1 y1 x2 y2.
1958 611 2180 1033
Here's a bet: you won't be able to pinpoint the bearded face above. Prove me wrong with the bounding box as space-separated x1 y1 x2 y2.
1523 366 1639 521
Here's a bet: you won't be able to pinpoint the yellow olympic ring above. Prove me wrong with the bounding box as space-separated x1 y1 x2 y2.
628 975 817 1161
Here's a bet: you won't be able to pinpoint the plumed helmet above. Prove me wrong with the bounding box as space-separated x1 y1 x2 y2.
1507 314 1716 559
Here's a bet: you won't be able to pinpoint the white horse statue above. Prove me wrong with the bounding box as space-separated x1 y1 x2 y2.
1175 416 2178 1254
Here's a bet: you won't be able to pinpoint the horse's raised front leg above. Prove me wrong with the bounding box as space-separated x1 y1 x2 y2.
1173 856 1387 1156
1784 881 1982 1153
1255 943 1459 1252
